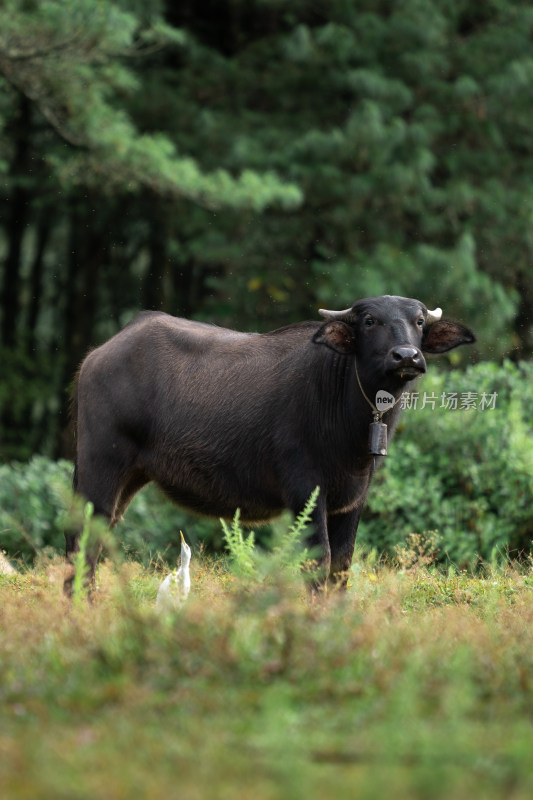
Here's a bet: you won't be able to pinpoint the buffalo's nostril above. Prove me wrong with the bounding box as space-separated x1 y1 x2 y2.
392 346 419 362
387 346 426 376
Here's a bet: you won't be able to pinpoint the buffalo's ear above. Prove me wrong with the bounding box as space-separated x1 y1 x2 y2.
422 320 476 354
313 321 357 354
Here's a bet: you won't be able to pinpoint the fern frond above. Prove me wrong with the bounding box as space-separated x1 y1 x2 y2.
221 509 256 578
287 486 320 540
221 488 321 584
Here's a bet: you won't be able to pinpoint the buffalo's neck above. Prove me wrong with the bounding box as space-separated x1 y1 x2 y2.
316 355 410 471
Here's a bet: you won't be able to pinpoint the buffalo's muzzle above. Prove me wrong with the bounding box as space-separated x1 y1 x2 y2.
386 346 426 379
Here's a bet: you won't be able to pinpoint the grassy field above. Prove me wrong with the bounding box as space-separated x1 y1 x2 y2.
1 552 533 800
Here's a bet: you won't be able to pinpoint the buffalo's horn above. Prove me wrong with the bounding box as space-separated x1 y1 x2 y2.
318 307 353 319
426 307 442 323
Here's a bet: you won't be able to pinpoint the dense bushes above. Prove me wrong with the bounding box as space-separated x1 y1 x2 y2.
0 457 72 561
360 360 533 565
1 361 532 568
0 458 221 568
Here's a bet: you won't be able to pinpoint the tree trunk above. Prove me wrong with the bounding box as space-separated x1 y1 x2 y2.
512 270 533 361
1 95 32 347
143 200 170 311
57 196 107 457
26 214 53 355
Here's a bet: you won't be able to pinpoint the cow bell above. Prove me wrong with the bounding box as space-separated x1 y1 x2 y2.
369 421 388 456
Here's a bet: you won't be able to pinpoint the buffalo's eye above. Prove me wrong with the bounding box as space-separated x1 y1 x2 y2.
364 316 375 327
416 317 425 328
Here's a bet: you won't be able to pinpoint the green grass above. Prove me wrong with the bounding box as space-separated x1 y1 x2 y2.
1 555 533 799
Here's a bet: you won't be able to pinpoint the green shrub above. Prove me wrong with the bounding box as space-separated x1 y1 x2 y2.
360 360 533 566
0 456 72 562
222 486 320 583
0 457 225 566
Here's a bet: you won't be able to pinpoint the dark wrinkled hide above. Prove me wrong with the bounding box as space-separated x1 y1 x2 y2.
69 295 475 591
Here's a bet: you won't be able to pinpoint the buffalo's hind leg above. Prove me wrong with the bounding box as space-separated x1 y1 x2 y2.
64 451 141 597
64 530 103 599
65 460 104 595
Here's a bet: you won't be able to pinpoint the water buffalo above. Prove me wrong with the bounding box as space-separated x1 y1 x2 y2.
68 295 475 591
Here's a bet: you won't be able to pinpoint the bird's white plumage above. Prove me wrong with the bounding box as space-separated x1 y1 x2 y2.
156 531 191 611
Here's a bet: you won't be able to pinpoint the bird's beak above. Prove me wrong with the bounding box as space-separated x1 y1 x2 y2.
180 531 187 545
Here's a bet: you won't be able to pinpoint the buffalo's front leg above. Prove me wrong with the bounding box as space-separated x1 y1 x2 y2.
327 505 363 590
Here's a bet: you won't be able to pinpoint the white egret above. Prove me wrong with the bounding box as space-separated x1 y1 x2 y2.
156 531 191 611
0 551 17 575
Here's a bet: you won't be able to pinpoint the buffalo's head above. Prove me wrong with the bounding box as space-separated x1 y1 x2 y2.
314 294 476 390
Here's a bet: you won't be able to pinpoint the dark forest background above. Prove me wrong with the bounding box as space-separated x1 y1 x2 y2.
1 0 532 461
